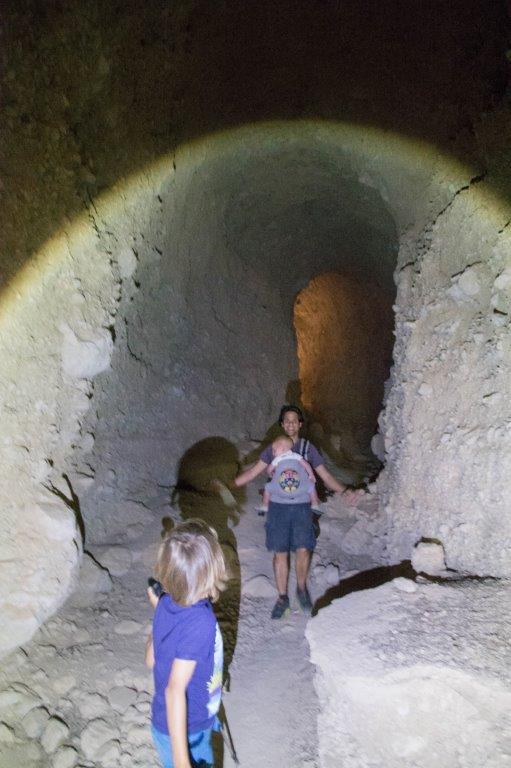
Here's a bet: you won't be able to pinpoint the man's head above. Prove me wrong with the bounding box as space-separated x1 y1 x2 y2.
279 405 304 440
272 435 293 457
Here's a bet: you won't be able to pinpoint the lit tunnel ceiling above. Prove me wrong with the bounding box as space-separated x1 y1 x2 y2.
220 146 398 295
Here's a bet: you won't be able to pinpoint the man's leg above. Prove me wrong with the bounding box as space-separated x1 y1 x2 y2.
266 503 292 618
295 547 311 591
273 551 290 595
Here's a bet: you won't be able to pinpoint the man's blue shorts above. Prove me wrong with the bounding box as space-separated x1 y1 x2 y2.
265 501 316 552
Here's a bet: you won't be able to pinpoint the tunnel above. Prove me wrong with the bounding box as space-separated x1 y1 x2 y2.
1 2 511 766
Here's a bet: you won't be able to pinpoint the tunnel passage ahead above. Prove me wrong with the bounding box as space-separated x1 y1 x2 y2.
294 272 395 461
80 128 399 541
3 119 511 657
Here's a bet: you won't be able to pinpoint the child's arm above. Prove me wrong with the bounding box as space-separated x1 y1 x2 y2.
145 587 158 669
145 634 155 669
166 658 197 768
299 457 315 482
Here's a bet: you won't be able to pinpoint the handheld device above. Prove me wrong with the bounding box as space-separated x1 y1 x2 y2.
148 577 163 598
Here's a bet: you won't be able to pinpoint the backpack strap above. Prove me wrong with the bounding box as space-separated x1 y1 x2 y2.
298 438 310 461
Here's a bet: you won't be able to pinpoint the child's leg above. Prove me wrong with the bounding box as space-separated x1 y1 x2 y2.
151 725 175 768
309 487 321 512
151 725 214 768
256 489 270 514
189 725 214 766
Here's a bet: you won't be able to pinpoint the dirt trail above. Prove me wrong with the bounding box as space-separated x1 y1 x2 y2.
1 478 352 767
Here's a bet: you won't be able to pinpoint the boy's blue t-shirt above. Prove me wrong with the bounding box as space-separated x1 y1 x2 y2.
151 594 223 735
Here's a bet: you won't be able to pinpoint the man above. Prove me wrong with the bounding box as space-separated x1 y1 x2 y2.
234 405 355 618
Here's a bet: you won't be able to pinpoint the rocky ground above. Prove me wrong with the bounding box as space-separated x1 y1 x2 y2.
0 453 509 768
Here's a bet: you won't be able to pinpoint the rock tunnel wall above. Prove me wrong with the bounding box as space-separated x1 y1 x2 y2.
1 1 511 652
380 164 511 576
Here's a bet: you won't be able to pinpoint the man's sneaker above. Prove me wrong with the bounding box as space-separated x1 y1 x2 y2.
296 586 313 614
271 595 290 619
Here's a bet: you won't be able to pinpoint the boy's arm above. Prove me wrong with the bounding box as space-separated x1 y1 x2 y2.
145 587 158 669
166 658 197 768
234 459 268 487
145 633 155 669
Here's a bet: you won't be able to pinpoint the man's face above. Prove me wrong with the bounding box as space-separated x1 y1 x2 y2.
281 412 301 439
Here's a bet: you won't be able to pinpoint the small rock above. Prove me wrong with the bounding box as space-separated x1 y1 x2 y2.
52 675 76 696
0 722 17 743
69 553 112 608
0 686 41 720
80 718 114 759
96 739 121 768
126 724 151 746
324 564 340 586
122 705 146 725
96 546 132 577
393 577 418 593
52 745 79 768
108 686 138 712
313 564 325 579
242 574 275 598
114 620 142 636
412 540 446 576
41 717 69 754
76 692 109 719
21 705 51 738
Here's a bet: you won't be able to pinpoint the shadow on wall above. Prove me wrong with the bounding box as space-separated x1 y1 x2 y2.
312 561 416 616
172 437 242 685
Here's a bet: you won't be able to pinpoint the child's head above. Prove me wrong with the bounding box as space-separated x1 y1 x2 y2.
272 435 293 457
155 519 227 606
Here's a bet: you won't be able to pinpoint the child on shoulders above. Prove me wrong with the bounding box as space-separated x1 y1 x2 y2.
259 435 321 513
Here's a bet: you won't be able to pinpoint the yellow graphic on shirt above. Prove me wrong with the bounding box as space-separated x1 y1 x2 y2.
206 624 223 717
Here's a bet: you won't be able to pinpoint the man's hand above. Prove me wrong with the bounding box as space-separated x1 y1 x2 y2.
339 488 364 505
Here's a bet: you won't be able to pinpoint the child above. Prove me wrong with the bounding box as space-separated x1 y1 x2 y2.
258 435 321 513
146 519 227 768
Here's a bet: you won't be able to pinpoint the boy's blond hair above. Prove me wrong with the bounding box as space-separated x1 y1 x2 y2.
155 519 228 606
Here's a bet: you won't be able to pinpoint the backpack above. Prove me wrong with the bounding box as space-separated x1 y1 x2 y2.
297 438 310 462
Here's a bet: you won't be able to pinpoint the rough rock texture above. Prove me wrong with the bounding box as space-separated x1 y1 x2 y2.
1 0 511 649
307 579 511 768
378 155 511 576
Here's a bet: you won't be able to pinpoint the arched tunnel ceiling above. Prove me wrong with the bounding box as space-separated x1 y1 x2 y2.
1 0 509 285
220 145 398 294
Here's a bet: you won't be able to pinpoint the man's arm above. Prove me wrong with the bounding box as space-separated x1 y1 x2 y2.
315 464 348 494
315 464 360 503
166 658 197 768
234 459 268 487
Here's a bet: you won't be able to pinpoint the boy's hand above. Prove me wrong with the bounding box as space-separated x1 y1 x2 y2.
147 586 159 609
